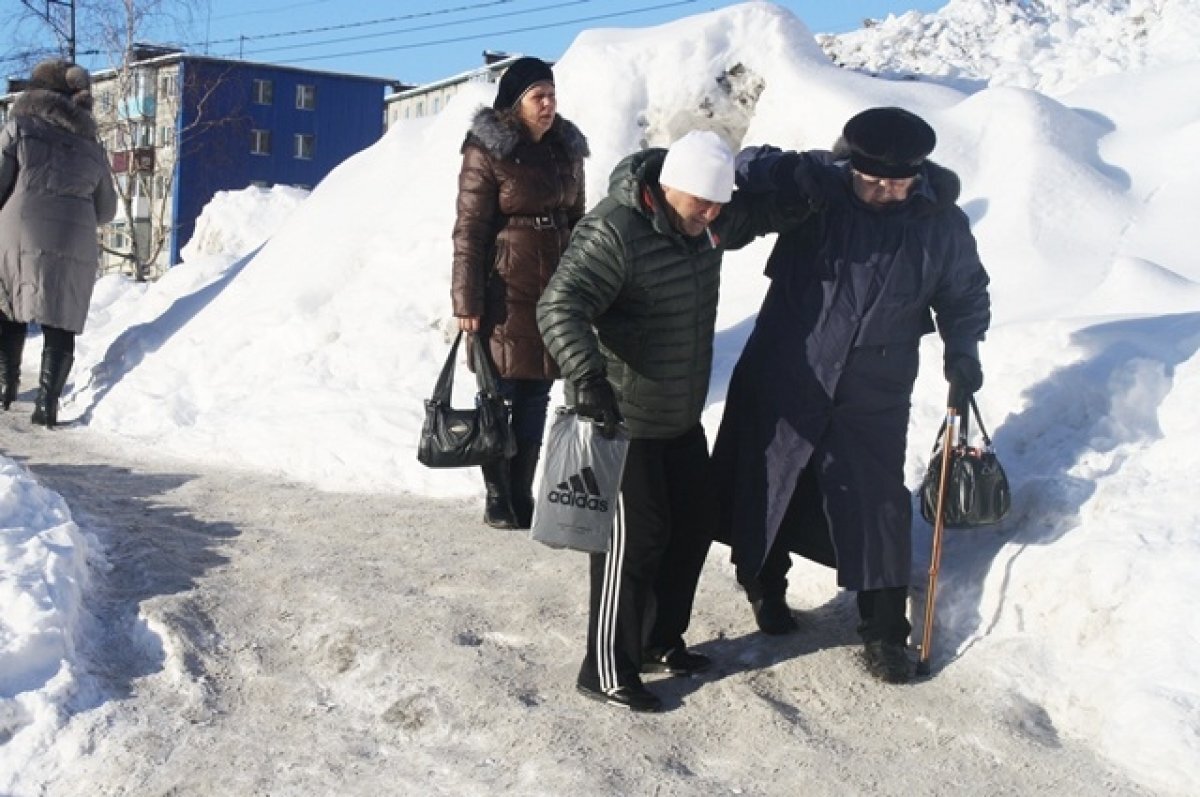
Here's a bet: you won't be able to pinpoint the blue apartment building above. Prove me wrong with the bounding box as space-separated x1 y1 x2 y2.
91 46 395 275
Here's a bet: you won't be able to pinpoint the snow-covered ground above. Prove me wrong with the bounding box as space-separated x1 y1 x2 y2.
2 1 1198 794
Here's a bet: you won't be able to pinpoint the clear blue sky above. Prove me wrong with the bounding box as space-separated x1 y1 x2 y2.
143 0 945 84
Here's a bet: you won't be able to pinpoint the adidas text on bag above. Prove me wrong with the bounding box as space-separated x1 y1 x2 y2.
547 466 610 512
531 409 629 553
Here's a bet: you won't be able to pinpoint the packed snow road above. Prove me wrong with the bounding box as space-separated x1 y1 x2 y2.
2 415 1149 796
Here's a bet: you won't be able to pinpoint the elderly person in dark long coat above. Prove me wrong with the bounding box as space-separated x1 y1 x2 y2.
0 58 117 427
711 107 991 684
452 56 589 530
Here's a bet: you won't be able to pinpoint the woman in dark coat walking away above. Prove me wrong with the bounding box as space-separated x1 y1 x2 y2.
0 59 117 427
711 108 991 684
451 57 589 529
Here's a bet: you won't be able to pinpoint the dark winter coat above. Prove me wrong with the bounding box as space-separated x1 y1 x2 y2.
711 147 991 591
451 107 588 380
0 88 117 333
536 148 814 439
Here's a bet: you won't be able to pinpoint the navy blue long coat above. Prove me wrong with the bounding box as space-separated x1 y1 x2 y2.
711 148 991 591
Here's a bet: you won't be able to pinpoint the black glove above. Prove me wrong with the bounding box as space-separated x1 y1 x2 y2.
574 375 623 439
944 353 983 416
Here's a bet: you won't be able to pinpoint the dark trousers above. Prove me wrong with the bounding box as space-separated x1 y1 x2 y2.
579 424 713 692
745 464 912 646
0 317 76 354
856 587 911 645
496 377 552 444
751 539 911 644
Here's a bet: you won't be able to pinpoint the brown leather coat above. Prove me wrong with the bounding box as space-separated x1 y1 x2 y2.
452 107 588 380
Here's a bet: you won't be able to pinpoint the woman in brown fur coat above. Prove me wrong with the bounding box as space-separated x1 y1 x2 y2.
451 56 589 529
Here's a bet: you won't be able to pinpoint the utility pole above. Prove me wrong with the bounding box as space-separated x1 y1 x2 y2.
20 0 76 60
47 0 76 61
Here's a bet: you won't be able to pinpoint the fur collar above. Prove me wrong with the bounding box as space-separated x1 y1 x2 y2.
10 88 98 138
462 106 589 162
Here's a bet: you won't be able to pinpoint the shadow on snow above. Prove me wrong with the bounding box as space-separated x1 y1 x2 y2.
916 311 1200 669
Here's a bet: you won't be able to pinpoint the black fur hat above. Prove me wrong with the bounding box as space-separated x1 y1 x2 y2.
843 107 936 178
30 58 90 94
492 57 553 110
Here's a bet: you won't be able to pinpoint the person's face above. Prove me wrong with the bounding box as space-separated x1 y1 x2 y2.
661 186 724 237
516 81 556 141
851 169 919 208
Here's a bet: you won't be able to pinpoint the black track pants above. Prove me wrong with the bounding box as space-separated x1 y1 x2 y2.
579 424 713 692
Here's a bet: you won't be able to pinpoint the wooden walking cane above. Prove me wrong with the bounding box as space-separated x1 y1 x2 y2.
916 393 961 676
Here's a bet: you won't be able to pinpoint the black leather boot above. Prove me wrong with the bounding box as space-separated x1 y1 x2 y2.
31 349 73 428
509 441 541 530
481 458 518 529
0 321 25 410
751 594 799 635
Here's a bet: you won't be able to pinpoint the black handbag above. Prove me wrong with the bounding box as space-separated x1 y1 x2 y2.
919 396 1011 528
417 330 516 469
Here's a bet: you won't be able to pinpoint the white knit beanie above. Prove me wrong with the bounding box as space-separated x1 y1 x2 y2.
658 130 736 203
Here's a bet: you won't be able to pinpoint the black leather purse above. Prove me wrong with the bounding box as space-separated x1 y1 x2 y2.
417 330 516 469
919 396 1011 528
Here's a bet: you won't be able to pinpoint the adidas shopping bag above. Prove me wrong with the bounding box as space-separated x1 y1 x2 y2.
530 407 629 553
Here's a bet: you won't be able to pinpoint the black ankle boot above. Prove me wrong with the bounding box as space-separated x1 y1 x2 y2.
862 640 913 684
508 442 541 530
0 320 26 410
31 349 73 428
481 458 518 529
752 594 799 635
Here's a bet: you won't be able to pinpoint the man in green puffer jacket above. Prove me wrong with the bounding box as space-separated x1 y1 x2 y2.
536 130 814 712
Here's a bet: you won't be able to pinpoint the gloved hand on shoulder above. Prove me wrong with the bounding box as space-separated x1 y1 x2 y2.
944 353 983 417
574 375 623 439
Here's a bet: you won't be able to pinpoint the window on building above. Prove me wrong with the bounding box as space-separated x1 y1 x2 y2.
153 174 170 199
133 69 154 100
253 78 273 105
251 129 271 155
295 84 316 110
159 72 177 97
107 222 129 251
294 133 315 160
432 97 441 113
130 121 154 148
416 101 424 117
158 125 174 148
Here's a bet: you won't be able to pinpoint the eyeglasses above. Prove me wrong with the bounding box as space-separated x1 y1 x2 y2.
851 169 921 190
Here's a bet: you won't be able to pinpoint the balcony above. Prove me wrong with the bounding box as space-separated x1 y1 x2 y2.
110 148 155 173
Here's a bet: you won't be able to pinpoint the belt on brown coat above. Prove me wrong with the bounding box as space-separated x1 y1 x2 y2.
506 212 568 230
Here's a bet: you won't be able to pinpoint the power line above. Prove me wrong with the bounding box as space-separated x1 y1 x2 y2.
196 0 520 47
252 1 700 65
0 45 101 71
208 0 339 22
239 0 592 58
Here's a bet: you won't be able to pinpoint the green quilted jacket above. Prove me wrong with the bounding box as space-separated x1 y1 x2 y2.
536 147 812 439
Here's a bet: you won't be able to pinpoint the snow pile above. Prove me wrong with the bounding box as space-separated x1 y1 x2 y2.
0 458 98 794
180 184 310 262
821 0 1200 95
1 2 1199 793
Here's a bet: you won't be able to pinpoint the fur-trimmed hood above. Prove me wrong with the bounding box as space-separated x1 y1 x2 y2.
10 88 98 139
462 106 589 162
